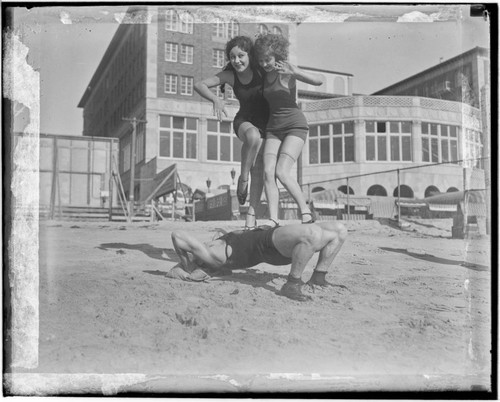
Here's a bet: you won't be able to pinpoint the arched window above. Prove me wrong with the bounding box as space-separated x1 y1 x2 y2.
424 185 440 198
447 187 459 193
272 26 282 35
165 9 179 31
258 24 268 35
367 185 387 196
338 185 354 195
179 12 194 34
312 186 325 193
393 185 414 198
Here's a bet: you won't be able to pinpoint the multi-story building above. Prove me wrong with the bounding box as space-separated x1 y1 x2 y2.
373 47 489 108
78 5 488 208
78 5 294 201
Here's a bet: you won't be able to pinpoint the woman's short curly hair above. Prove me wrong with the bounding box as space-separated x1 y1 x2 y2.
254 33 289 61
224 36 255 65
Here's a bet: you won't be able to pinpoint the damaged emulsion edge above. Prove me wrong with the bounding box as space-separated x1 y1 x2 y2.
5 4 483 395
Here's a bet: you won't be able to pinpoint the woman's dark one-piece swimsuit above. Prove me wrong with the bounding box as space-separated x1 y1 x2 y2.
218 227 292 269
232 69 269 136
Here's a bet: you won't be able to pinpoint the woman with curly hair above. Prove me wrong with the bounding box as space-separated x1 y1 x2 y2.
254 33 324 227
194 36 269 229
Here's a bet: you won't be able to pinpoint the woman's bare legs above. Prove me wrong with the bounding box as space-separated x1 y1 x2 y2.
237 123 262 206
263 136 282 225
275 136 312 222
245 150 264 227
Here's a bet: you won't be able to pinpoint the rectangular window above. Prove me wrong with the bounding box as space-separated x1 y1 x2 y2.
390 136 400 161
232 138 242 163
212 20 224 37
402 136 411 161
309 122 354 164
220 136 231 161
421 122 460 164
431 138 439 162
159 115 198 159
207 135 218 161
422 138 430 162
180 45 193 64
344 135 354 162
450 140 458 163
333 137 342 162
377 136 387 161
213 49 225 68
206 119 240 162
180 76 193 95
366 136 375 161
165 42 178 62
321 137 330 163
309 138 319 164
164 74 177 94
441 139 449 162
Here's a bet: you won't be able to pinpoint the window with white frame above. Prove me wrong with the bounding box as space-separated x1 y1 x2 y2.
213 49 225 68
159 115 198 159
165 42 178 62
212 19 239 39
165 10 179 31
365 120 412 162
309 122 355 164
180 76 193 96
164 74 177 94
179 12 194 34
180 44 193 64
421 122 459 164
207 119 241 162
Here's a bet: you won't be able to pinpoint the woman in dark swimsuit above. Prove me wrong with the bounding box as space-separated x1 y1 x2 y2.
254 34 324 227
195 36 269 229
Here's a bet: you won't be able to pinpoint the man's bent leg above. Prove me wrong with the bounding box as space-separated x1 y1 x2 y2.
278 225 323 301
307 222 347 287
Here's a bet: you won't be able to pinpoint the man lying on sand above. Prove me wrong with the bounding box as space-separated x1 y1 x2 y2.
170 221 347 301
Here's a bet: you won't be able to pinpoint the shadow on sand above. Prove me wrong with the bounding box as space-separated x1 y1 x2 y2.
97 243 178 262
380 247 489 272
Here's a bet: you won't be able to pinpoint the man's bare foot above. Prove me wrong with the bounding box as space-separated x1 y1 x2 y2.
280 281 312 302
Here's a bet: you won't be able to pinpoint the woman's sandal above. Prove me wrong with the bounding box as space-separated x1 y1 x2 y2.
301 212 316 224
244 212 256 231
257 219 280 229
237 176 249 205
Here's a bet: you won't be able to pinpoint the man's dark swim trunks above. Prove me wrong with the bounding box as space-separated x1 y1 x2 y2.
218 227 292 269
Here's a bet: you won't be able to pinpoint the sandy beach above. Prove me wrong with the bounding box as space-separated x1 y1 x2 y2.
7 217 491 394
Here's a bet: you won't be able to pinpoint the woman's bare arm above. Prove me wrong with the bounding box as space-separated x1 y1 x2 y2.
194 70 234 121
